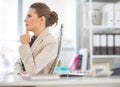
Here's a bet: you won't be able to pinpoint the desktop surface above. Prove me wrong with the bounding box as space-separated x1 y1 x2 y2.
0 74 120 87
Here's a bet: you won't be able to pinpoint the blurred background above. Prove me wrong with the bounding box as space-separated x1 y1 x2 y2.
0 0 78 73
2 0 120 74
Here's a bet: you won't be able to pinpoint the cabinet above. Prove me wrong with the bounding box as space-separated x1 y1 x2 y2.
84 0 120 71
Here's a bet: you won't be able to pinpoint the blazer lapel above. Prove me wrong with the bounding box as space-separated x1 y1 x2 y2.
31 29 49 53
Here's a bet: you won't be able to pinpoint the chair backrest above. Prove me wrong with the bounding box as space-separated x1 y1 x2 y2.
56 24 63 58
49 24 63 74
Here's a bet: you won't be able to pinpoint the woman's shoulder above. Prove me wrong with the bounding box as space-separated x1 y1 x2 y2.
39 28 58 44
45 32 57 43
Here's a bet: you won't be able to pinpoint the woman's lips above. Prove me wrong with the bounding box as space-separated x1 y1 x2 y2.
26 24 28 27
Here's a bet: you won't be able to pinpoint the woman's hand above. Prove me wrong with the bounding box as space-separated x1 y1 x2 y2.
17 71 27 75
20 31 30 45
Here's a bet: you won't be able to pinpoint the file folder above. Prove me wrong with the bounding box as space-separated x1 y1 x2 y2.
100 34 107 55
77 55 82 70
115 4 120 26
69 55 79 70
102 4 114 26
79 48 88 71
93 34 100 55
114 34 120 55
107 34 114 55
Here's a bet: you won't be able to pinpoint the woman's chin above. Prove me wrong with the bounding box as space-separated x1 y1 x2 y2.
26 28 31 31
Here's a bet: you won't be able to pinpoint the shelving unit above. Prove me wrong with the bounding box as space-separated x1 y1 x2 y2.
85 0 120 71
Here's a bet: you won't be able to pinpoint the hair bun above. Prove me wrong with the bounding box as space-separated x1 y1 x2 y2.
49 11 58 26
50 11 58 18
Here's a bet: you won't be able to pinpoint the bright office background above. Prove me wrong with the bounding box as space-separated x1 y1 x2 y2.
0 0 77 73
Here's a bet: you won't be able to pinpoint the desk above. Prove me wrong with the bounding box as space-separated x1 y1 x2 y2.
0 74 120 87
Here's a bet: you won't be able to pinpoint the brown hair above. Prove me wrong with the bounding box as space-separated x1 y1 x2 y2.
30 2 58 27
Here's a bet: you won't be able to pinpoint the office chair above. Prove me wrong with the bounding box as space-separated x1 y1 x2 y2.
49 24 63 74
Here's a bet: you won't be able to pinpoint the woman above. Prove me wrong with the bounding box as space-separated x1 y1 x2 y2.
14 2 58 75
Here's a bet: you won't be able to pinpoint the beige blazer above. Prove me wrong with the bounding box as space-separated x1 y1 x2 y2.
14 28 58 75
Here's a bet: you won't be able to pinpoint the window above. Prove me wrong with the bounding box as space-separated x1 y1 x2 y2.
0 0 19 73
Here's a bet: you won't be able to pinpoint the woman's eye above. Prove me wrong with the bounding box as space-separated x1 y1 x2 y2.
27 14 31 17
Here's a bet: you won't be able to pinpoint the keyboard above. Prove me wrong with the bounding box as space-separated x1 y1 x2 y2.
60 70 85 77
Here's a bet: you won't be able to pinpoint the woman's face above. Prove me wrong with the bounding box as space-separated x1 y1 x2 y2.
24 8 41 31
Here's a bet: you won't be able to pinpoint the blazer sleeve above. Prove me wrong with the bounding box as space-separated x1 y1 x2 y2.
14 58 23 74
19 42 58 75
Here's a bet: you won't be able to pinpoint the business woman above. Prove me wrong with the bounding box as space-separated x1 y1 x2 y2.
14 2 58 75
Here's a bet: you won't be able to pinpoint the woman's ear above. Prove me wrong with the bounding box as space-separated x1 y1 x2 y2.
39 16 46 24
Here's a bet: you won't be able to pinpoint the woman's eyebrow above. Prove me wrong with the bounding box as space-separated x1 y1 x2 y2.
27 14 31 17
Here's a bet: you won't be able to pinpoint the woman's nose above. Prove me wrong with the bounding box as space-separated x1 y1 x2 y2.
24 17 27 22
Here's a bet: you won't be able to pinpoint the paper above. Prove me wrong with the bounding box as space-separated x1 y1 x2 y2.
21 74 60 80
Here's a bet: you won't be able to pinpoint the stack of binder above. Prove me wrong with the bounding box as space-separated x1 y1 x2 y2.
93 33 120 55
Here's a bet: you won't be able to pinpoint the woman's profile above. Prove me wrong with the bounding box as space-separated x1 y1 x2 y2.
14 2 58 75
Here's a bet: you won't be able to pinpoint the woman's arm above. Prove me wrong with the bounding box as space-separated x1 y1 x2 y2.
19 41 58 75
14 58 23 74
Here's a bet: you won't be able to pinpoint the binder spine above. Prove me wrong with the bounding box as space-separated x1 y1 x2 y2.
100 34 107 55
114 34 120 55
93 33 100 55
107 34 114 55
93 47 100 55
77 55 83 70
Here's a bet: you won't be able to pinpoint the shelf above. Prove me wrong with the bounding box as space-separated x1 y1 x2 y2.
85 0 120 3
87 26 120 29
92 55 120 58
84 0 120 70
86 26 120 32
